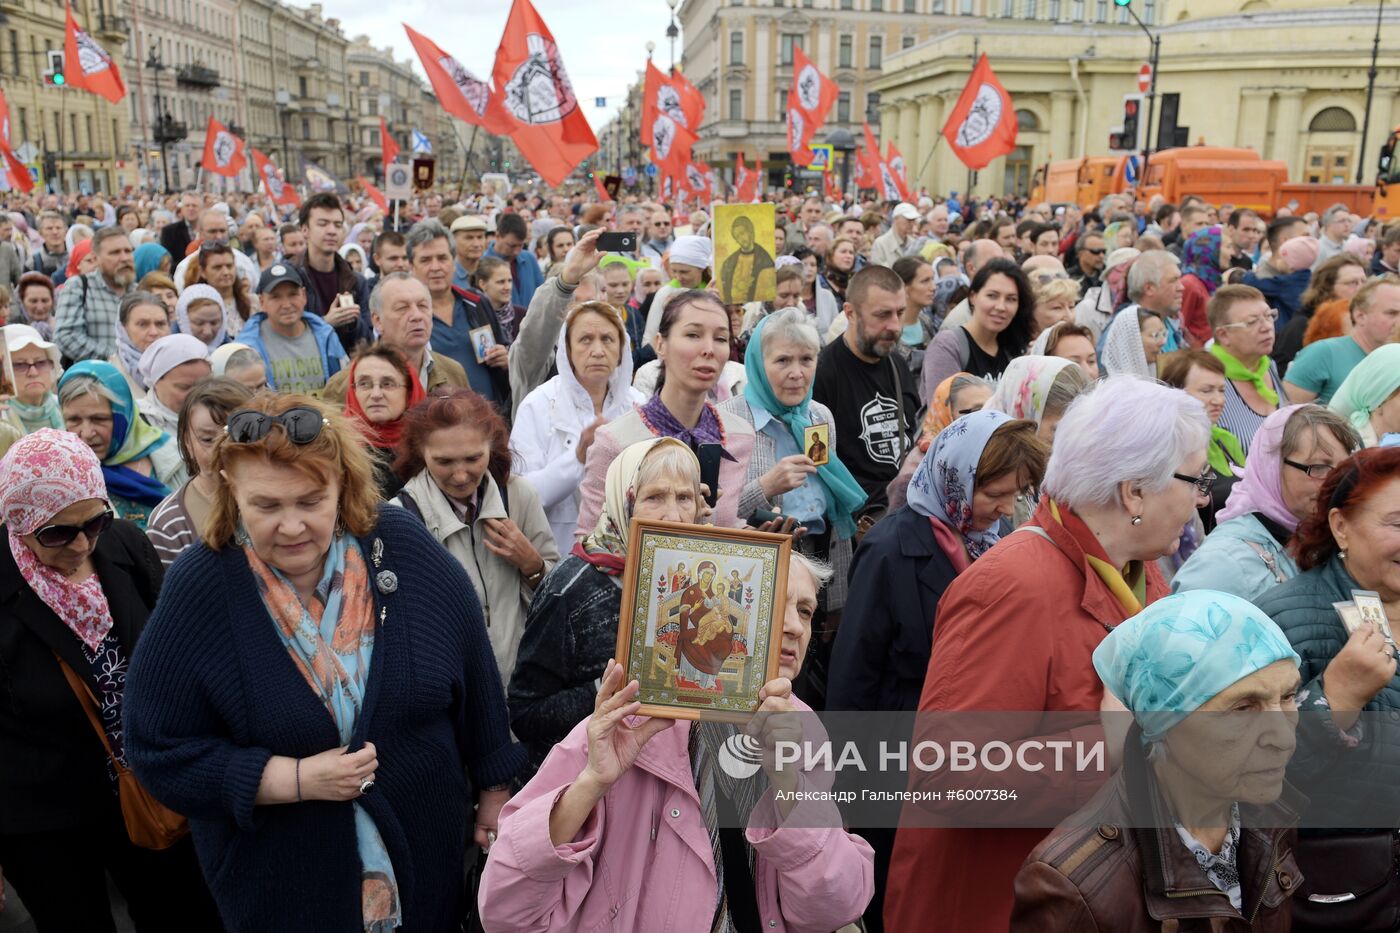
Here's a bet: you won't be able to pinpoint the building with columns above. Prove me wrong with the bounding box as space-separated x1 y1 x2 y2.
677 0 956 185
873 0 1398 197
0 0 132 192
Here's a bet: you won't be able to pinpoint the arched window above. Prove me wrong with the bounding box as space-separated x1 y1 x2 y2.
1016 109 1040 131
1309 107 1357 132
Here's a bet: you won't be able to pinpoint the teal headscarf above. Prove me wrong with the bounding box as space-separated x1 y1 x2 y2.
1093 591 1300 743
134 242 170 281
742 314 867 539
58 360 172 506
1329 344 1400 446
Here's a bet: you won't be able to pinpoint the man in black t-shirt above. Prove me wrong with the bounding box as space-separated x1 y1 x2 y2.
812 265 920 519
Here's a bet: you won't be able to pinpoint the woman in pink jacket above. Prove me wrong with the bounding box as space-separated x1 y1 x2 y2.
478 551 875 932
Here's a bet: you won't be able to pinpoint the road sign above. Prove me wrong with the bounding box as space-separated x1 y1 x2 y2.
385 162 412 199
1137 63 1153 94
806 144 834 172
622 165 638 186
644 163 658 177
1124 154 1140 186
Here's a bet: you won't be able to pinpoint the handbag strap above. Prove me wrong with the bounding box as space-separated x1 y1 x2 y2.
887 355 910 462
53 654 127 774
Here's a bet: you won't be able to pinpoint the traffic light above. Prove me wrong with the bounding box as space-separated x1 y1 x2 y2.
1114 0 1132 6
1122 97 1140 148
44 49 65 86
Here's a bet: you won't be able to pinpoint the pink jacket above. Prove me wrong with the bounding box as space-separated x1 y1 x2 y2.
478 709 874 933
574 407 756 539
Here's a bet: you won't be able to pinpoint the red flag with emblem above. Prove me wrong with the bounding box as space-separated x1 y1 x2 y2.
490 0 598 187
200 117 247 177
358 176 388 213
641 61 704 147
404 24 507 133
380 117 400 169
887 141 908 188
64 3 125 103
647 109 696 180
735 153 756 203
253 148 300 207
786 46 837 167
941 53 1017 171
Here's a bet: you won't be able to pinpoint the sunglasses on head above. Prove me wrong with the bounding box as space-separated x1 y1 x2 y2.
225 407 327 445
34 508 114 548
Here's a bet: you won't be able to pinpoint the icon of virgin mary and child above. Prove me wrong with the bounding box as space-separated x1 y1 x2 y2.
675 560 738 692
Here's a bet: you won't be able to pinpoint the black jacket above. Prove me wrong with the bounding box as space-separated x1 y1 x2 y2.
451 285 513 414
295 251 373 354
160 220 196 266
0 519 163 834
826 506 960 713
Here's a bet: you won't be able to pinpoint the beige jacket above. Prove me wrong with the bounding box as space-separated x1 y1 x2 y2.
392 470 559 687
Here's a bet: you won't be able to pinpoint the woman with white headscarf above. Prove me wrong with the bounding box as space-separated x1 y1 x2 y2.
1099 306 1168 378
136 334 212 434
174 283 229 352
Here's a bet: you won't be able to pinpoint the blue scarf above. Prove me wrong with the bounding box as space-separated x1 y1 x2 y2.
741 316 867 539
906 409 1012 559
59 361 172 507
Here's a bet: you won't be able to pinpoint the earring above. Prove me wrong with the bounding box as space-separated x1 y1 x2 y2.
1339 549 1348 561
1130 515 1143 526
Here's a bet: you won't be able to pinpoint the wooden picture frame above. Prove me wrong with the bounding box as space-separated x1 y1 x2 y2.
615 518 792 723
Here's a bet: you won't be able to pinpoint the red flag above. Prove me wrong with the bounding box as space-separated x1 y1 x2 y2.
380 117 400 168
490 0 597 187
860 124 909 201
64 3 125 103
786 47 837 167
856 123 881 189
200 117 247 177
647 109 696 180
886 141 908 188
941 54 1017 171
824 169 840 201
593 172 613 202
252 148 300 208
735 153 756 203
404 24 507 133
0 87 11 146
0 139 33 193
641 61 704 147
358 176 388 213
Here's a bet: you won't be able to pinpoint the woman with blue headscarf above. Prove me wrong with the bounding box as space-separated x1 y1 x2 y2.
57 361 184 529
133 241 171 282
1014 591 1303 930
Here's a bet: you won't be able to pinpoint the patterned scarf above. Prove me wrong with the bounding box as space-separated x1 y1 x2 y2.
1175 803 1243 910
246 534 401 933
638 394 732 456
575 437 696 576
7 392 64 432
907 410 1013 561
1181 225 1225 295
9 529 115 652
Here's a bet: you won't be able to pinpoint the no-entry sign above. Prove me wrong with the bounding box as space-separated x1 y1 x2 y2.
1137 63 1153 93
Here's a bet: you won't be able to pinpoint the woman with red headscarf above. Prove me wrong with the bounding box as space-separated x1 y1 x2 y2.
343 343 426 498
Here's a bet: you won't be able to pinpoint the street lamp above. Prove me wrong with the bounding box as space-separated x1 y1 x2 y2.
665 0 679 74
1114 0 1159 185
146 50 171 193
275 88 292 171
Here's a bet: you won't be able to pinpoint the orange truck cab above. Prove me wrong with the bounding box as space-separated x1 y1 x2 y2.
1375 127 1400 222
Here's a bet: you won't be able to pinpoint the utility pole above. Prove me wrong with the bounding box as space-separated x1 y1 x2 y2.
1116 0 1159 188
148 51 171 193
1357 0 1385 184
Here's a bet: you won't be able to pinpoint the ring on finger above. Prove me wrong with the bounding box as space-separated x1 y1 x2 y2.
359 778 376 796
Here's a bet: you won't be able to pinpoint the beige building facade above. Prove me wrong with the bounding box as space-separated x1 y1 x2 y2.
872 0 1400 197
0 0 132 192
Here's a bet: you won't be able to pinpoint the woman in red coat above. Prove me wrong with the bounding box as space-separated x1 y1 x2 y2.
883 374 1212 933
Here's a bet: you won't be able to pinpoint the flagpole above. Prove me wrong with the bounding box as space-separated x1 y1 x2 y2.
966 38 978 200
456 123 480 203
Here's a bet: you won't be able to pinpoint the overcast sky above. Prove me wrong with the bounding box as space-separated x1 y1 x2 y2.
332 0 680 135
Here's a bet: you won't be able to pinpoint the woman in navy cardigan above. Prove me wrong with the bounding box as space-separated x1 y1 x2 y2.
124 395 523 932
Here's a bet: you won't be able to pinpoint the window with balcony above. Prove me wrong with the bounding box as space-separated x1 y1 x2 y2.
730 30 743 64
902 34 914 48
729 88 743 120
868 35 882 68
837 90 851 122
839 34 852 67
780 33 797 65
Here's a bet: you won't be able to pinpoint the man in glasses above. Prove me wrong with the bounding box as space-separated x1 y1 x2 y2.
234 263 348 396
1073 232 1106 291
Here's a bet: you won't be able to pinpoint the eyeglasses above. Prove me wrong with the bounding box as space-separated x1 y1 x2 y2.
1083 248 1106 255
1219 308 1279 331
1173 468 1218 499
1144 330 1168 342
225 407 327 445
12 358 54 374
353 379 405 393
1283 458 1339 480
1033 272 1070 284
33 508 114 548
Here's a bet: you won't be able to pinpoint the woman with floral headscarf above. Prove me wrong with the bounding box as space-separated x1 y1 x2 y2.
0 429 220 931
1179 225 1234 348
830 411 1047 928
507 437 705 783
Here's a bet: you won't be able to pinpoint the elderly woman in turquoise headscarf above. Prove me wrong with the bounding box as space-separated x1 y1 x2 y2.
57 361 185 529
720 307 866 700
133 241 171 281
1014 591 1303 930
1329 344 1400 447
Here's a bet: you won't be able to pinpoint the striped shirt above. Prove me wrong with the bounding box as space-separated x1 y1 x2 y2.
1217 362 1285 455
145 483 197 568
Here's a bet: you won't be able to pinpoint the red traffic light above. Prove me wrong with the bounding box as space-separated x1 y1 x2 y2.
1124 100 1139 116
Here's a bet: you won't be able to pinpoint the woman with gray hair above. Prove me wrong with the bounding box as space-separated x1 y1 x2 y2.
884 374 1213 933
720 308 867 700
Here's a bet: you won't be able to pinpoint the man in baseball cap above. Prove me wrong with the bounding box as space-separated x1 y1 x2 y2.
450 215 489 290
234 262 347 395
871 203 922 267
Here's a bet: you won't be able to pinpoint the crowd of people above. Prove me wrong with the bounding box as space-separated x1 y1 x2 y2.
0 177 1397 933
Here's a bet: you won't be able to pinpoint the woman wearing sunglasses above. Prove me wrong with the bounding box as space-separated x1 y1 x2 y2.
0 429 220 931
123 394 523 933
57 361 185 531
